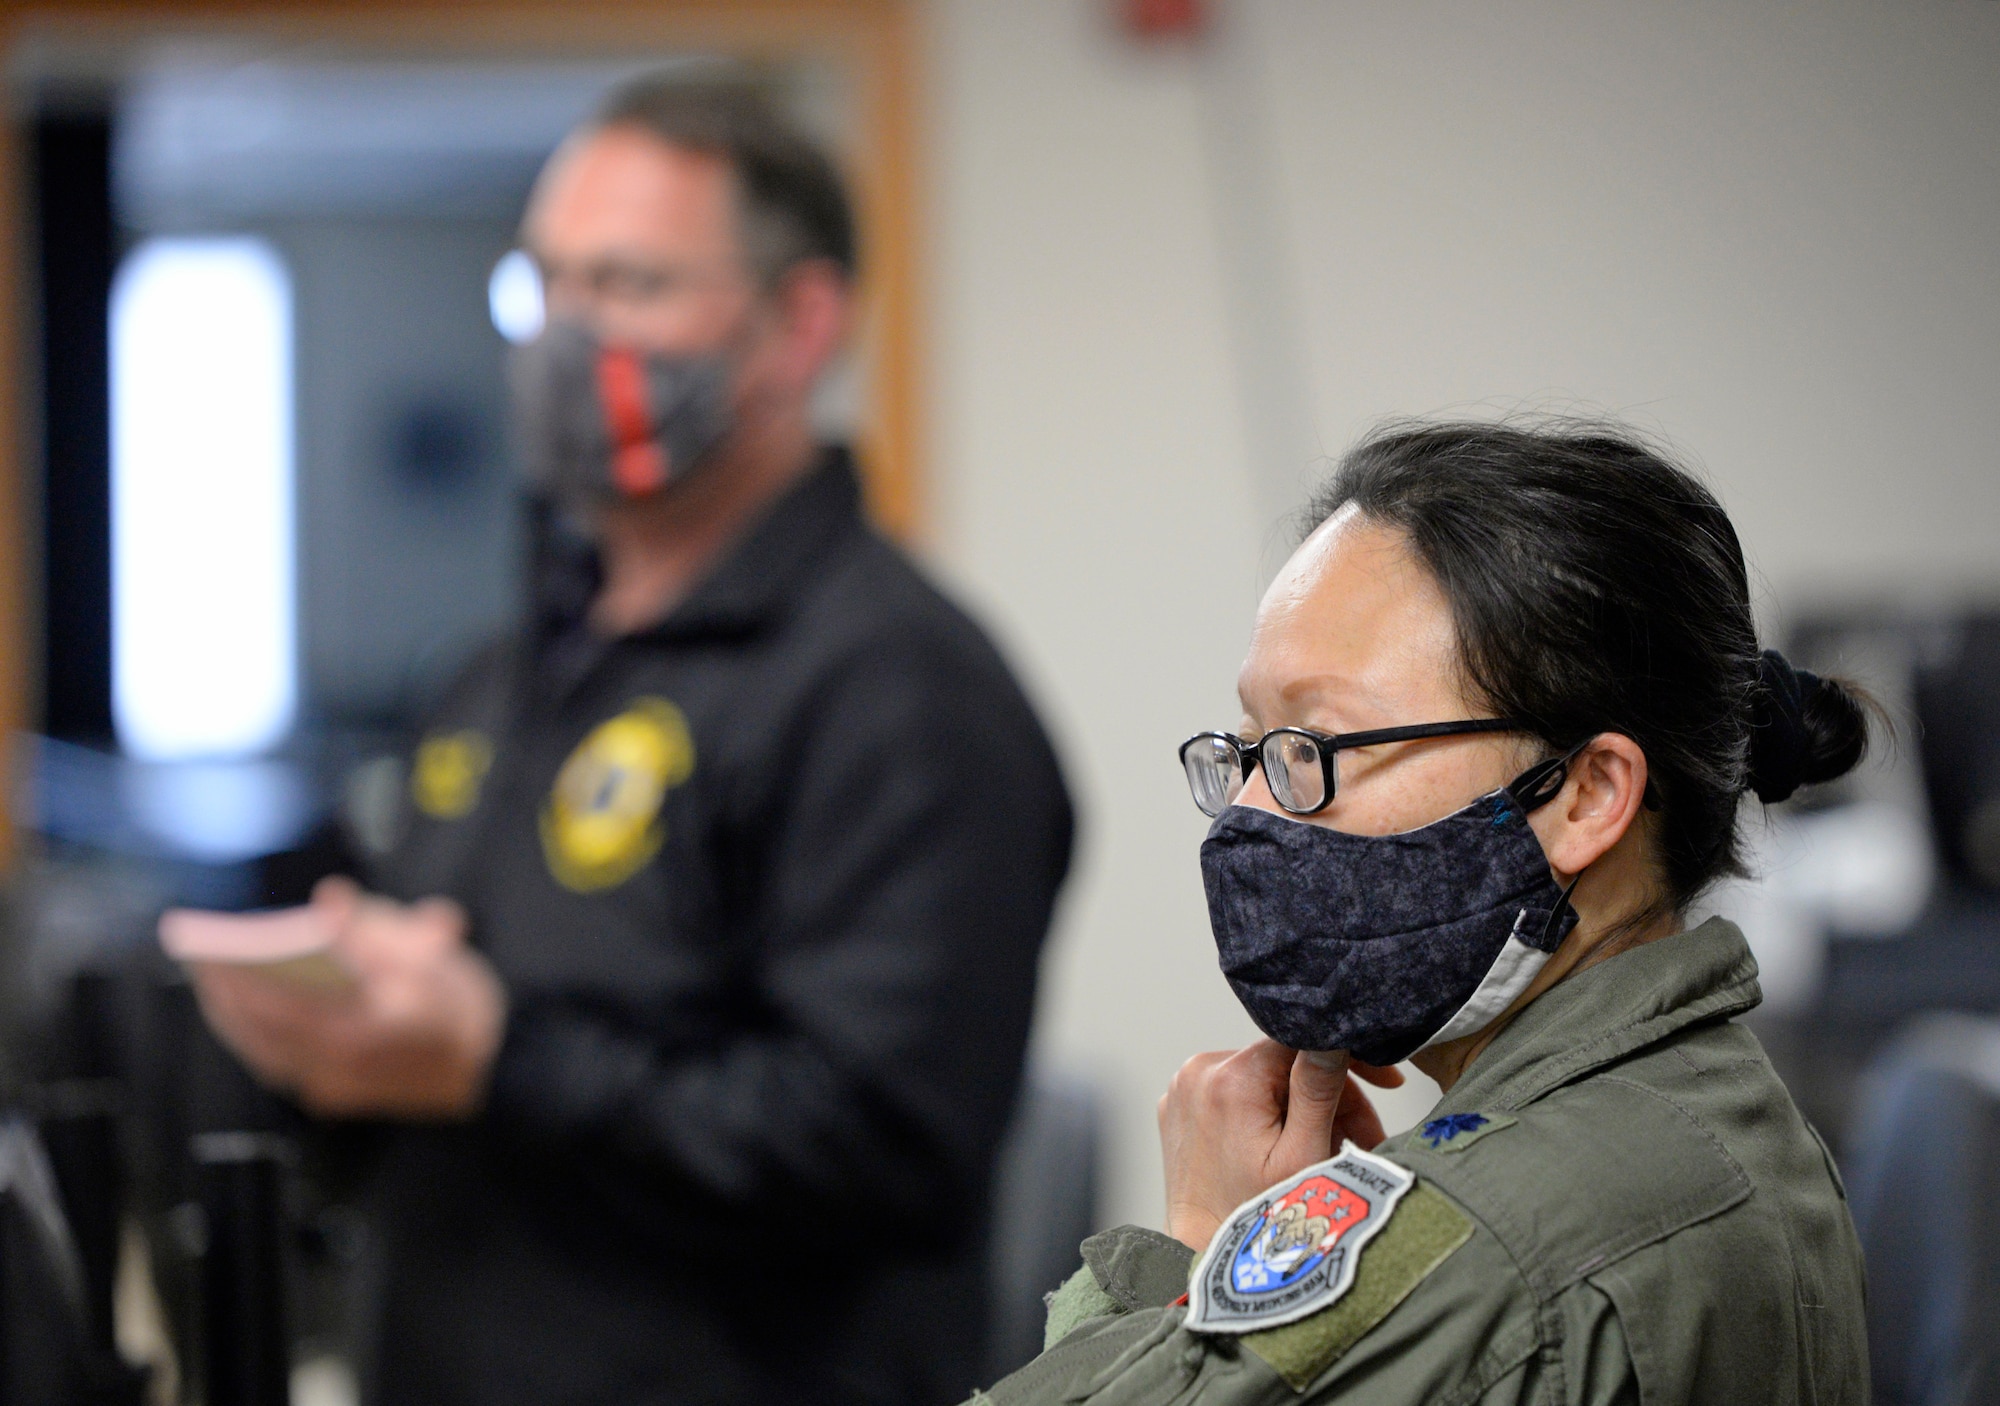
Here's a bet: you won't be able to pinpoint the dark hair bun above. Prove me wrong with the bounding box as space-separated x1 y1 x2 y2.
1748 649 1871 803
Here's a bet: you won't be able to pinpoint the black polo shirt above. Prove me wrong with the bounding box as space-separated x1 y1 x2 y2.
359 450 1074 1406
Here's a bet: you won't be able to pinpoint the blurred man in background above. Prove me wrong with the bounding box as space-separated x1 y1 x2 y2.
190 74 1073 1406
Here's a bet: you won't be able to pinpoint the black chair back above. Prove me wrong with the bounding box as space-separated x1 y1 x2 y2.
1847 1013 2000 1406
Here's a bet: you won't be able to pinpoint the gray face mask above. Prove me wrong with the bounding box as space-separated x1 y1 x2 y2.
509 319 734 504
1198 753 1581 1067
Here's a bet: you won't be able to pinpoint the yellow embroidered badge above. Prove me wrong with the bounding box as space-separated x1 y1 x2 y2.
410 730 494 820
540 697 695 893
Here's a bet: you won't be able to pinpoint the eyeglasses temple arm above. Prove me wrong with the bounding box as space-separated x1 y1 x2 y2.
1328 718 1521 751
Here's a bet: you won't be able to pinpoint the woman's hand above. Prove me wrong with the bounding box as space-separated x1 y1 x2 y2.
1158 1041 1404 1252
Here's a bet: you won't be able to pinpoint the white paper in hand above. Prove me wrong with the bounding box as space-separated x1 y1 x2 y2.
159 905 355 993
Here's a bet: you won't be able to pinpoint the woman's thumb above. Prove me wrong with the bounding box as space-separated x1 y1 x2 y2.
1277 1049 1350 1165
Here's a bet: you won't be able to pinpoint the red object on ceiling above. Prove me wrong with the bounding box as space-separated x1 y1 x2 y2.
1121 0 1209 41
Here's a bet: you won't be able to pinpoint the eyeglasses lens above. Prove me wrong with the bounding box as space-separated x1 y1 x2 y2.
1266 732 1329 813
1183 735 1242 817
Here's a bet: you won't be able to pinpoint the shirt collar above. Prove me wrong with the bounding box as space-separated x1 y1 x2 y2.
642 444 863 640
1432 915 1763 1117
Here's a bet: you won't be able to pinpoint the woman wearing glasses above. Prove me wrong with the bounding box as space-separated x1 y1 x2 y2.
972 421 1871 1405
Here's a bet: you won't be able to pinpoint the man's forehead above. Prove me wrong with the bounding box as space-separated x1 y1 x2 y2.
523 125 739 251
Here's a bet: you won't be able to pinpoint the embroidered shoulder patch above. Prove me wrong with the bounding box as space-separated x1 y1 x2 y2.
1184 1142 1414 1335
1242 1182 1473 1389
1419 1112 1517 1153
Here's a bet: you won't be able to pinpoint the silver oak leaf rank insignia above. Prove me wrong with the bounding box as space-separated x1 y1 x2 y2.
1184 1142 1416 1334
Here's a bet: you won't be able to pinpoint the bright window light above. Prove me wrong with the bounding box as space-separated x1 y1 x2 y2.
112 237 295 761
488 248 544 344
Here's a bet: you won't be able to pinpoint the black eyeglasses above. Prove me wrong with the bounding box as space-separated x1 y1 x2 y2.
1178 719 1523 817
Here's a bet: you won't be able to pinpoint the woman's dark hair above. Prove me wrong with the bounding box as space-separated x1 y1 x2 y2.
594 71 856 286
1305 418 1875 910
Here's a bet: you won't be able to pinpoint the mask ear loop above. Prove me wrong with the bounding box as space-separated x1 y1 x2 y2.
1506 739 1591 812
1506 740 1592 948
1540 873 1584 948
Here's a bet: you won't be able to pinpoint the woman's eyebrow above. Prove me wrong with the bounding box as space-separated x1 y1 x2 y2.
1275 672 1392 724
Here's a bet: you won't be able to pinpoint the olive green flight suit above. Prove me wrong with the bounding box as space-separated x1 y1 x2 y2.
971 918 1868 1405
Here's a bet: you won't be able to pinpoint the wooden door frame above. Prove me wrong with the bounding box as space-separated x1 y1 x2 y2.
0 0 926 867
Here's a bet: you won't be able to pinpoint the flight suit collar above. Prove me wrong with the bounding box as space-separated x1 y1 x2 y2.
641 443 864 641
1432 915 1763 1118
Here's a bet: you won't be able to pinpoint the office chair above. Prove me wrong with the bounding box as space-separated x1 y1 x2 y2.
985 1074 1101 1379
1845 1013 2000 1406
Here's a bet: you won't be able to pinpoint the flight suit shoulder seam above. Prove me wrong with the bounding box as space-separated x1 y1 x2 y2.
1495 982 1758 1108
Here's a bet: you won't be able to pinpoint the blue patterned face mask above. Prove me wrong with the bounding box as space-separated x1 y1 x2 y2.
1198 755 1580 1067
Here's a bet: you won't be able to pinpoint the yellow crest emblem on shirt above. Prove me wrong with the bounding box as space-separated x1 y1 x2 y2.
540 697 695 893
411 730 493 820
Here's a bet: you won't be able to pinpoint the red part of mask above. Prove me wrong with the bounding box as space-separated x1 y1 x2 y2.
596 346 670 495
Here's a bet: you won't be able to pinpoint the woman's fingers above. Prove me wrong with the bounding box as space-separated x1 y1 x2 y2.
1159 1041 1331 1250
1238 1039 1304 1104
1198 1041 1299 1130
1157 1048 1236 1126
1349 1059 1406 1089
1333 1073 1389 1150
1156 1041 1415 1251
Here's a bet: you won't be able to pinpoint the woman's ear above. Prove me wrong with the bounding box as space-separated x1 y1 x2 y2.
1529 733 1650 881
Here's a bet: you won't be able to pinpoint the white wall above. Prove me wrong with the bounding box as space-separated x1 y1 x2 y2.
924 0 2000 1232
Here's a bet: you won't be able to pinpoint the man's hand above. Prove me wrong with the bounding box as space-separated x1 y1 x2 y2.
1158 1041 1404 1252
189 878 507 1120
